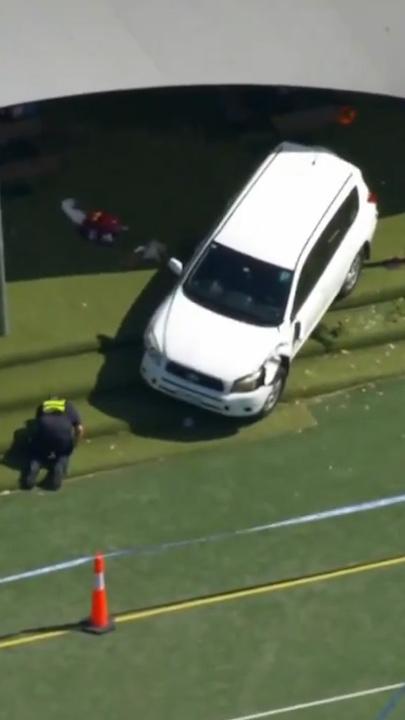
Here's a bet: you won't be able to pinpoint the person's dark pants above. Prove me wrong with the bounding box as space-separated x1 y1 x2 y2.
21 451 71 491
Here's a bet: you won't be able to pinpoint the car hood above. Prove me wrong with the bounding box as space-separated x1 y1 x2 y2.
153 289 282 382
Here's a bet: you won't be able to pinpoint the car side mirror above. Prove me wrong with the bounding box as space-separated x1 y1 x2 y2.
168 257 183 276
293 321 301 343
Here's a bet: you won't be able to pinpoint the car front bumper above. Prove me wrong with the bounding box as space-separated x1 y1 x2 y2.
140 351 273 418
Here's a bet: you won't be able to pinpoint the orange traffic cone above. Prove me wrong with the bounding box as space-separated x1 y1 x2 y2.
82 553 115 634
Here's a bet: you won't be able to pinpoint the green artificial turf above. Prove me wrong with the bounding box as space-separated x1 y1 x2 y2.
0 271 153 365
0 565 404 720
309 297 405 355
3 332 405 489
0 377 405 602
287 337 405 398
1 379 405 718
0 396 316 488
4 270 405 487
294 700 404 720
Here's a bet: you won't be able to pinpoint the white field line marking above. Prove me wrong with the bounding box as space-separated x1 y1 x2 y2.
225 681 405 719
1 491 405 585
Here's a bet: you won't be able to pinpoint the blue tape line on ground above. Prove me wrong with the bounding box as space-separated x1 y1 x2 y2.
0 556 91 585
1 491 405 587
374 684 405 720
105 491 405 560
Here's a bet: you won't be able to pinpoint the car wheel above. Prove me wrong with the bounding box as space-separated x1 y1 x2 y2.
259 366 287 417
338 248 364 299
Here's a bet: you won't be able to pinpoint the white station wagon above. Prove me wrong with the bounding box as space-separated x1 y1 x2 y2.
141 142 378 418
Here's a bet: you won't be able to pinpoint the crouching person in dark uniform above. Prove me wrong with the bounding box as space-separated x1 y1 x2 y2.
21 397 84 491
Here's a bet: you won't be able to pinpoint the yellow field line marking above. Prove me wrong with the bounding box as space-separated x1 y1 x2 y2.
1 552 405 651
116 552 405 624
0 629 69 650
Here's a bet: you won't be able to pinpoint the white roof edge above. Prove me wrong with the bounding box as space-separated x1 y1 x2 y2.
0 0 405 109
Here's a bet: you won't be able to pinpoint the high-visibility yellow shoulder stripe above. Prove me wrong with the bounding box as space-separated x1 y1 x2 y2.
42 400 66 413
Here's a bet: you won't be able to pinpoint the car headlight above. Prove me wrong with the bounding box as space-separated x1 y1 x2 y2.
231 368 264 393
144 328 162 360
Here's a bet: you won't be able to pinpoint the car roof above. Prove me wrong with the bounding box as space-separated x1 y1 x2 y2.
214 142 358 271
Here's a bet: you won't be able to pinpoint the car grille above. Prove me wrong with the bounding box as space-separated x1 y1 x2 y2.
165 361 224 392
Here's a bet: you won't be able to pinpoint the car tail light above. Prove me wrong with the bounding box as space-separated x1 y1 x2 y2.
367 191 378 204
337 106 358 126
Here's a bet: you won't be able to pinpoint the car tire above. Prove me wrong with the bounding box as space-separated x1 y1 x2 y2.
258 366 287 418
338 247 365 299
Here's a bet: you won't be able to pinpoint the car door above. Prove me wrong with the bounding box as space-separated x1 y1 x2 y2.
289 240 330 356
288 187 362 356
318 187 361 300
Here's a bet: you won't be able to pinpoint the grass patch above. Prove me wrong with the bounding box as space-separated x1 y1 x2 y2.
2 377 405 717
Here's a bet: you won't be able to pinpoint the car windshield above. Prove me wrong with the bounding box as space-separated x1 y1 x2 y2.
183 242 293 326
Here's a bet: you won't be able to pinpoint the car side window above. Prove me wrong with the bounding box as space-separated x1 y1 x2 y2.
292 242 324 317
318 187 359 267
291 187 360 317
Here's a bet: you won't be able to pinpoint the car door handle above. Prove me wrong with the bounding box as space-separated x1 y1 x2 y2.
293 321 302 343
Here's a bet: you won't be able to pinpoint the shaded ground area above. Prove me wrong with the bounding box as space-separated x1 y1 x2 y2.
0 380 405 718
2 89 272 282
3 87 405 282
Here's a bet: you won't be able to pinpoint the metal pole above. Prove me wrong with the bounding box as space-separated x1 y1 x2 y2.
0 185 10 336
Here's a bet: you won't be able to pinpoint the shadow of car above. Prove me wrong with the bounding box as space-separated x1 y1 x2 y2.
88 266 239 444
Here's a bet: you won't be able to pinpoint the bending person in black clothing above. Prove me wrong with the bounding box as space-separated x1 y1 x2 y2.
21 397 84 491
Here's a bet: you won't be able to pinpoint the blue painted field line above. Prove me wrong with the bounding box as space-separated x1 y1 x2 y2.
104 491 405 561
374 683 405 720
1 490 405 587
